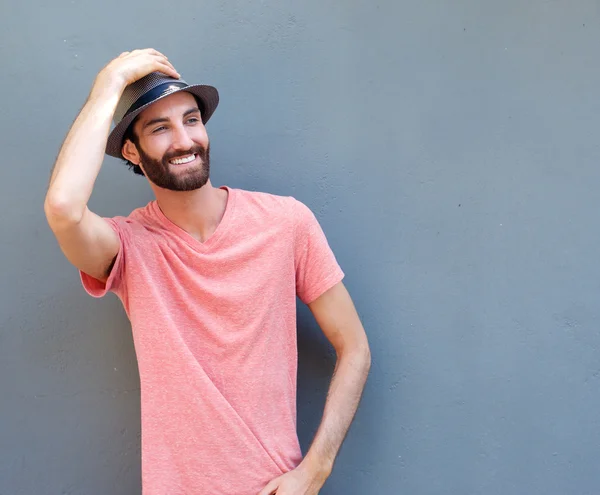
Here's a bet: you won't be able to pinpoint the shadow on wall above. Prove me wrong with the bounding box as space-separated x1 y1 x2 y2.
295 301 336 452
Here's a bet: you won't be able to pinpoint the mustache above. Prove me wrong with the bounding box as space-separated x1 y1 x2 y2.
163 144 207 162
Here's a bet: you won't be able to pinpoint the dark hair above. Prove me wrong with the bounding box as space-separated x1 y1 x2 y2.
120 94 205 177
121 116 145 176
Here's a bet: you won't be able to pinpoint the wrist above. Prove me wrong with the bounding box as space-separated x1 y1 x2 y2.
300 451 333 483
89 72 126 103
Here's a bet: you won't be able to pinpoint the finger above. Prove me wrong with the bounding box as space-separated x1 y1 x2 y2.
147 48 166 58
257 478 280 495
153 54 176 69
155 61 180 79
164 60 179 74
153 55 179 76
156 59 179 75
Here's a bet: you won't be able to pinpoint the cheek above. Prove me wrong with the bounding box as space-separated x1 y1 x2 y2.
192 126 209 145
141 136 170 158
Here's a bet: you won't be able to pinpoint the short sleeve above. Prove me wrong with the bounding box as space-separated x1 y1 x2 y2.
79 217 128 298
293 199 345 304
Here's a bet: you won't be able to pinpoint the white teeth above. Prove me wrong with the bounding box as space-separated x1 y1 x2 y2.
170 154 195 165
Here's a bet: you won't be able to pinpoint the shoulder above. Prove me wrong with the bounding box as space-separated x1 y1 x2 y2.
231 187 305 221
105 201 161 237
233 187 295 209
233 187 314 211
228 188 322 240
232 189 322 236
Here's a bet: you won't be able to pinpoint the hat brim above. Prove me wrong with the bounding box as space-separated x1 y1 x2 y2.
105 84 219 158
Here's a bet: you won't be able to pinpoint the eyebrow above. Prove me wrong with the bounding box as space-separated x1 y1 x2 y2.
142 107 201 130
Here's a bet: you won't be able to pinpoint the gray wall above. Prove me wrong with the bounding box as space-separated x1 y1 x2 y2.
1 0 600 493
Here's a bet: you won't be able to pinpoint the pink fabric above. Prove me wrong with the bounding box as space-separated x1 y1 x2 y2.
80 186 344 495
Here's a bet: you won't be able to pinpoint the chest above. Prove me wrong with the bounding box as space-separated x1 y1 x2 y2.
126 225 296 312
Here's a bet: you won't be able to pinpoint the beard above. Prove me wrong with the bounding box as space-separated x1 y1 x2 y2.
137 142 210 192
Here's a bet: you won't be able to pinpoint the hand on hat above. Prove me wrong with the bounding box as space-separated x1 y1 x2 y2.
93 48 180 94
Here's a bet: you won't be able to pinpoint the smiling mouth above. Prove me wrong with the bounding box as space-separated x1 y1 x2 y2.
169 154 197 165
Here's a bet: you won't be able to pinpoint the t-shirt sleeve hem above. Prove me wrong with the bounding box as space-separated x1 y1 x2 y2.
79 220 124 298
300 267 345 305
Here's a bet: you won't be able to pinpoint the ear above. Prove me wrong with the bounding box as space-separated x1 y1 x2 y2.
122 138 141 164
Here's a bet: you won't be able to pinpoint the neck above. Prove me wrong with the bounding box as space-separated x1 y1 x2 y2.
152 179 229 243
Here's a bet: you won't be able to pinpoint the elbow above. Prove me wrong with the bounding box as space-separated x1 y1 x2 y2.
362 343 372 375
344 340 371 376
44 193 85 229
357 335 372 376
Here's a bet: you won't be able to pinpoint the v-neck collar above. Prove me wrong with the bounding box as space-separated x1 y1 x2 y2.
150 186 236 253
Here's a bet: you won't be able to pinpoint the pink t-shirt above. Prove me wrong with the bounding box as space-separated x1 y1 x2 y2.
80 186 344 495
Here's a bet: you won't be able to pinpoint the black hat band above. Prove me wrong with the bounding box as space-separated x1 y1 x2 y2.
124 81 188 118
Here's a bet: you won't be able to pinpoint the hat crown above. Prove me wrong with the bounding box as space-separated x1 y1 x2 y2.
114 72 188 124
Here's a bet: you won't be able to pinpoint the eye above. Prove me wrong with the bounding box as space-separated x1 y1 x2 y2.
152 126 167 133
186 117 199 124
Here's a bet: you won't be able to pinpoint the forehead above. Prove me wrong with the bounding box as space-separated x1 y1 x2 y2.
137 91 199 123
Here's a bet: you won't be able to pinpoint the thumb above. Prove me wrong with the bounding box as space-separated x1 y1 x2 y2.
258 476 281 495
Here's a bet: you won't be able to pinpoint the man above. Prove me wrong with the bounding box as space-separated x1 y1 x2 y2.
45 49 371 495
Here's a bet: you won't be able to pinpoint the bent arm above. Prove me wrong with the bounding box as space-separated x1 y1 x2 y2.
302 281 371 480
44 78 124 281
44 49 179 282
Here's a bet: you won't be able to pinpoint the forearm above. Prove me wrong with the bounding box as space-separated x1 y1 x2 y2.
46 77 123 223
302 346 371 478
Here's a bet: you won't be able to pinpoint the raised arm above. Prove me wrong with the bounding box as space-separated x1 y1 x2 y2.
44 49 179 281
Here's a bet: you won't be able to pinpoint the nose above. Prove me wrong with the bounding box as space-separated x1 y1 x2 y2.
170 123 195 151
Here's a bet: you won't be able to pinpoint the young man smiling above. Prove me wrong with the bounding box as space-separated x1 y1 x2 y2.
45 49 371 495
